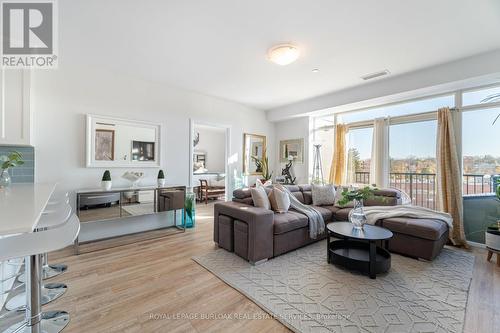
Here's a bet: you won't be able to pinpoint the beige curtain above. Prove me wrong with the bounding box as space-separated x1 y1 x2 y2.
370 118 390 188
436 107 468 247
329 124 347 185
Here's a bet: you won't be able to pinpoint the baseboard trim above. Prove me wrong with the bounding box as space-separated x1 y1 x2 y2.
467 240 486 249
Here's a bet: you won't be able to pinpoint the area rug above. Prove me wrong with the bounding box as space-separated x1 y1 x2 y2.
193 241 474 333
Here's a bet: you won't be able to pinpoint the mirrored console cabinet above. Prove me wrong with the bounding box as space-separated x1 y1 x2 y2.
75 185 186 253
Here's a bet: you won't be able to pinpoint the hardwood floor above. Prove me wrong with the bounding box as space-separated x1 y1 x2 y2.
4 201 500 332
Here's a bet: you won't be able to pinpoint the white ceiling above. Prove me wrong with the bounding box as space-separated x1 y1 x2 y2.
60 0 500 110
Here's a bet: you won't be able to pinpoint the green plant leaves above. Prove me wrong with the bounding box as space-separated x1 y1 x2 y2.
0 151 24 170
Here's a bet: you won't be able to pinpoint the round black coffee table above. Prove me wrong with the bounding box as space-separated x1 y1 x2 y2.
327 222 393 279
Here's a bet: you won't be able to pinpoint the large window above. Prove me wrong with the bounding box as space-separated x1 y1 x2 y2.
462 107 500 195
347 127 373 184
389 120 437 208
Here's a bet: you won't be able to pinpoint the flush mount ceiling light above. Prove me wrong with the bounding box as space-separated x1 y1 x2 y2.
268 44 300 66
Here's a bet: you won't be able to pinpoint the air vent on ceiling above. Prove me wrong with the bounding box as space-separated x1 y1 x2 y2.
361 70 390 81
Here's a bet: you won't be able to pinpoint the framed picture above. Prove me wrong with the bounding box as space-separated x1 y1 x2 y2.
243 133 266 175
280 138 304 163
95 129 115 161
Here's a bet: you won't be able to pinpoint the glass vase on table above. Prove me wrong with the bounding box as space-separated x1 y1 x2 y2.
348 199 367 230
0 169 11 188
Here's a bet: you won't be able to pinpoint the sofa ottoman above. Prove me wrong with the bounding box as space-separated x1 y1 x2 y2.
378 217 449 261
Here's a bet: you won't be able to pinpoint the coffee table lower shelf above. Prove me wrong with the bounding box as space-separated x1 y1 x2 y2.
328 239 391 277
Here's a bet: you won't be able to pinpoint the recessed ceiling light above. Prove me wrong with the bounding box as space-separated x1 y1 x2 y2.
268 44 300 66
312 69 320 73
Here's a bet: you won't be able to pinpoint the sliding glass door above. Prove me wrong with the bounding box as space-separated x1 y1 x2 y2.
389 120 437 208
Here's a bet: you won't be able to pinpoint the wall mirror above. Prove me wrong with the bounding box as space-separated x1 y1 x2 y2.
243 133 266 175
86 114 161 167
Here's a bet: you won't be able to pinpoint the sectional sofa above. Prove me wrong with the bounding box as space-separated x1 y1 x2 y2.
213 185 449 264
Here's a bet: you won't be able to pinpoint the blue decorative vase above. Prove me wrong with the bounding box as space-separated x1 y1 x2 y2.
184 192 195 228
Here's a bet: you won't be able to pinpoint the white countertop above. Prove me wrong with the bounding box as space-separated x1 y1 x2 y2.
0 183 56 236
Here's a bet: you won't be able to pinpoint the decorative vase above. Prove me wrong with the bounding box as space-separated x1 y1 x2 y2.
0 169 11 188
348 199 367 230
184 192 196 228
157 178 166 187
101 180 112 191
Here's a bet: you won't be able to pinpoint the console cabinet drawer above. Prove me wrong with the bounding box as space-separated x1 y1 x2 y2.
79 193 121 207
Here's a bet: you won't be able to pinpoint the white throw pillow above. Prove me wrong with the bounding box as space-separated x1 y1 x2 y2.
255 178 272 188
250 186 271 210
268 184 291 213
311 184 336 206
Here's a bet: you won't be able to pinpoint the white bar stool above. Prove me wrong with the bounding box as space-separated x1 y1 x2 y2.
6 203 72 311
0 214 80 333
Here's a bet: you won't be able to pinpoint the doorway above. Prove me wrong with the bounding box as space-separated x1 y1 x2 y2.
188 120 230 206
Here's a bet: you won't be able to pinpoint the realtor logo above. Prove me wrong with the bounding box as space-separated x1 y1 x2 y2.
1 0 58 68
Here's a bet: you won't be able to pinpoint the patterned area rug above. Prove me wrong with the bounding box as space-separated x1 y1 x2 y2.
193 241 474 333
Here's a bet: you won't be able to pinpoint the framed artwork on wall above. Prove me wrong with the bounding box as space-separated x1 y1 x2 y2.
280 138 304 163
95 129 115 161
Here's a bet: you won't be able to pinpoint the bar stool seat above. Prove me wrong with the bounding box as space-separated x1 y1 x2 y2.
0 214 80 333
17 203 73 284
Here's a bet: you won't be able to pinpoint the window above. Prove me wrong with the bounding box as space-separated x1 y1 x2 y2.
338 95 454 123
389 120 437 208
463 85 500 107
346 127 373 184
462 107 500 195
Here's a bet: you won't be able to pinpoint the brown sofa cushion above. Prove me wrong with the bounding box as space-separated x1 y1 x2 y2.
322 205 342 215
299 185 313 205
381 217 448 241
273 211 308 234
233 188 252 199
334 208 352 221
311 206 333 221
233 197 254 205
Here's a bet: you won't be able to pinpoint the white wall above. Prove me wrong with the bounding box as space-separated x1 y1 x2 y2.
273 117 310 184
30 64 274 237
193 126 226 172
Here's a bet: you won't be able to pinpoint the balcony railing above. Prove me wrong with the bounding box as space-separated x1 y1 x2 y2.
353 171 497 209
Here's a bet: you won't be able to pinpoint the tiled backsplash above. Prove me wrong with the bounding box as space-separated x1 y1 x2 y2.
0 146 34 183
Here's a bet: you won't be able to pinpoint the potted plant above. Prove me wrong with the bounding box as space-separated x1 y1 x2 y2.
338 186 378 230
101 170 112 190
251 149 272 183
0 151 24 188
157 169 166 187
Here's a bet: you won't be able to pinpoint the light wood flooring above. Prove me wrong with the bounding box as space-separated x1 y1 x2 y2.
4 201 500 332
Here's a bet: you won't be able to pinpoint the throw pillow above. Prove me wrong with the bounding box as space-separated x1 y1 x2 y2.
311 184 336 206
268 184 291 213
250 186 271 210
255 178 272 188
